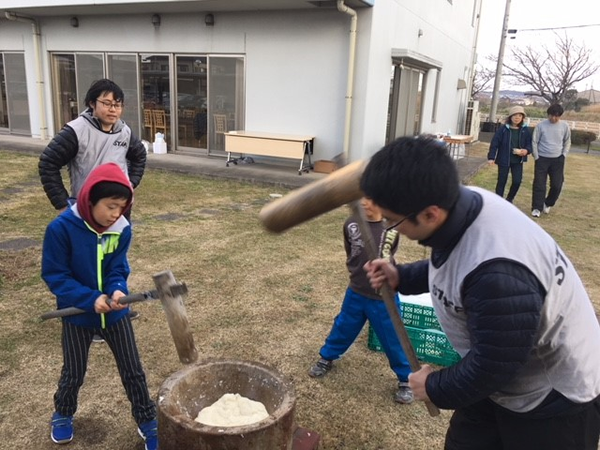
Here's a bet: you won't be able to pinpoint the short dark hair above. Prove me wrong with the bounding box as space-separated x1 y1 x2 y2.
547 104 564 117
360 136 460 216
84 79 124 108
89 181 132 205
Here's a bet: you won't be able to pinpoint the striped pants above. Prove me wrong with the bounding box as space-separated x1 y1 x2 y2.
54 317 156 425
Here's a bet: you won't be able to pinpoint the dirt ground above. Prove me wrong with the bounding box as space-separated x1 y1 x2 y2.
0 147 598 449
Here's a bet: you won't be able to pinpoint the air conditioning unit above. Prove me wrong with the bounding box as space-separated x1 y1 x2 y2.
464 100 480 141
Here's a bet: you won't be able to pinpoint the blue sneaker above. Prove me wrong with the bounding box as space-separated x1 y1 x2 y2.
137 419 158 450
50 412 73 444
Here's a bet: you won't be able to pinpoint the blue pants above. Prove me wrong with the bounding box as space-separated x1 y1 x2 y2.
319 287 411 382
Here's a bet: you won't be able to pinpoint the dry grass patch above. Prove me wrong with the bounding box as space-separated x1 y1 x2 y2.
0 148 598 450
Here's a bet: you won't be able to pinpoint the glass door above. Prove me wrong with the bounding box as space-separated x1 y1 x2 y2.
3 53 31 134
176 56 207 152
108 54 139 137
51 54 77 131
75 53 104 115
208 56 244 156
386 64 424 141
140 54 171 144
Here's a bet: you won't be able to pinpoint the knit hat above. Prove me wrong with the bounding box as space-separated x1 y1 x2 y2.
507 106 526 118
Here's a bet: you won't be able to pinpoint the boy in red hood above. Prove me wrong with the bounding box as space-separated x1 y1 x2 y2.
41 163 157 450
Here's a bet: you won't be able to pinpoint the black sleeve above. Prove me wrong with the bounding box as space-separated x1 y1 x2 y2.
425 259 545 410
126 133 147 189
397 259 429 294
38 126 79 210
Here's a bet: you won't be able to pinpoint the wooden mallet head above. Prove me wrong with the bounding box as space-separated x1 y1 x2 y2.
259 159 367 233
153 270 198 365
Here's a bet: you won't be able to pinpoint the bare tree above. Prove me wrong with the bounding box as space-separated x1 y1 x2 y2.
471 64 496 99
502 33 599 104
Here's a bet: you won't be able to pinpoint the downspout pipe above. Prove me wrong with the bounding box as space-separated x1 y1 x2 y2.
337 0 357 162
468 0 483 100
5 11 48 140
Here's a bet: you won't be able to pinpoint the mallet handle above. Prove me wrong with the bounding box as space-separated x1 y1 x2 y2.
350 201 440 417
40 291 156 320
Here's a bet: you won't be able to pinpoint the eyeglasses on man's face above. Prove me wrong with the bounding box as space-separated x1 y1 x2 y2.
385 213 416 231
96 99 123 110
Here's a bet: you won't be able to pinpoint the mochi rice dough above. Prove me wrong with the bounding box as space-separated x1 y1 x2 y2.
195 393 270 427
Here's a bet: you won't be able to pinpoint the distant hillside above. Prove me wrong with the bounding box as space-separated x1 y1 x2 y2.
577 89 600 104
477 89 600 105
478 90 526 98
475 90 547 105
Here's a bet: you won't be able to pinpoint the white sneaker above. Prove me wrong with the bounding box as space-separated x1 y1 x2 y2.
531 209 541 218
543 204 551 214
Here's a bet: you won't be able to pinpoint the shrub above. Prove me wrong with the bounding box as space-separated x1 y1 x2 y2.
571 130 597 146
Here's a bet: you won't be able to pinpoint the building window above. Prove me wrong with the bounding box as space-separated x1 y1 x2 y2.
0 52 31 134
49 52 244 154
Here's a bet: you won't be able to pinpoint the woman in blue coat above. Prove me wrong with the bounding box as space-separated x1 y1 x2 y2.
487 106 533 203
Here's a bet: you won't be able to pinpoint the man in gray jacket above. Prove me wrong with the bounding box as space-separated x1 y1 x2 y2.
530 104 571 217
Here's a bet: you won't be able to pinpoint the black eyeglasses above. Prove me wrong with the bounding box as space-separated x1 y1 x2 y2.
96 99 123 110
385 213 416 231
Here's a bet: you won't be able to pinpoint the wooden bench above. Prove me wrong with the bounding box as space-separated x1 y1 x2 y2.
224 131 314 175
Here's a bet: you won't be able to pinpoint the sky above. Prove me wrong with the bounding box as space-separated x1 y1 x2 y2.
477 0 600 93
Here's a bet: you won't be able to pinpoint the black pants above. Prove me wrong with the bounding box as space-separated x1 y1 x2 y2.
54 318 156 425
495 163 524 202
445 397 600 450
532 155 565 211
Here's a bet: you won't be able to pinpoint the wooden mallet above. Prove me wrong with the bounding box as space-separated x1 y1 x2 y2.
259 160 440 417
153 270 198 365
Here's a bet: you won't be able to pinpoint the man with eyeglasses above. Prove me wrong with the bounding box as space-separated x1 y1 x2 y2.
39 78 146 213
362 136 600 450
39 78 147 325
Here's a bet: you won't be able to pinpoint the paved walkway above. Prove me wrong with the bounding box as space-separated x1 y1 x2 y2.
0 134 487 188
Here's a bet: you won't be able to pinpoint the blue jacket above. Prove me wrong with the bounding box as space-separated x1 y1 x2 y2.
487 124 533 167
41 206 131 328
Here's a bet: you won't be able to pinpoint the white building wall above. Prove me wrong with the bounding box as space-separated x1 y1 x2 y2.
351 0 478 160
0 1 479 162
236 10 349 161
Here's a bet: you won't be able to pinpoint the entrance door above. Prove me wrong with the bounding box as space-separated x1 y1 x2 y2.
2 53 31 135
386 64 424 142
50 53 104 133
207 56 244 156
108 54 140 137
51 54 77 131
176 56 208 152
140 54 171 143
